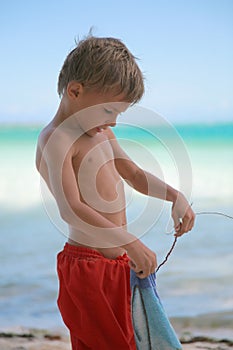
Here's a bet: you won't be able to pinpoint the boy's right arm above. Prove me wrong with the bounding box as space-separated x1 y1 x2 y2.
40 130 156 278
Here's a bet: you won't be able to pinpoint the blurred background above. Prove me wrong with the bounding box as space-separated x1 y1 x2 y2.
0 0 232 331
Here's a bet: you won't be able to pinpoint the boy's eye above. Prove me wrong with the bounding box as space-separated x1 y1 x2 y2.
104 108 113 114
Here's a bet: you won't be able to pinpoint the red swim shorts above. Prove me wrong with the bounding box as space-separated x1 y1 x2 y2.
57 243 136 350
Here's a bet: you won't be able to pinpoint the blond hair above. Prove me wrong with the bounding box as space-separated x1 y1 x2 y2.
58 35 144 104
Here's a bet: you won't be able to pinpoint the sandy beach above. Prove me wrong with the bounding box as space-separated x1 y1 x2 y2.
0 333 232 350
0 318 232 350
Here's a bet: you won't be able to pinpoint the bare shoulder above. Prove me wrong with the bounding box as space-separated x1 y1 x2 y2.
38 124 80 154
37 126 52 150
38 124 65 149
36 124 79 172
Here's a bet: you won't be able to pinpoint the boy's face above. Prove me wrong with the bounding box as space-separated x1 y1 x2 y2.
67 84 130 136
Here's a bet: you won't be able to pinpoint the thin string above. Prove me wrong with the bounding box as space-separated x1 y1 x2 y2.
156 236 178 272
196 211 233 220
156 210 233 273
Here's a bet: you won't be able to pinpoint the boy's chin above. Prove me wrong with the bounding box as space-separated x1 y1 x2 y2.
85 127 103 137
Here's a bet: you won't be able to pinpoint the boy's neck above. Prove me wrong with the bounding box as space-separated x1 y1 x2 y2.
52 98 78 127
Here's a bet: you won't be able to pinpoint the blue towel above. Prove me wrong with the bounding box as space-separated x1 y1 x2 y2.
130 270 182 350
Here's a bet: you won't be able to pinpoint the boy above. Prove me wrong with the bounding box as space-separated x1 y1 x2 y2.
36 35 195 349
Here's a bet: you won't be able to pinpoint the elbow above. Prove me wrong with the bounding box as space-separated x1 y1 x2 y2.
124 168 140 189
130 168 149 195
131 168 146 189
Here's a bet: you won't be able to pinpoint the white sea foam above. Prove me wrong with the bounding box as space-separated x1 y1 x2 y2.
0 150 41 210
0 140 232 211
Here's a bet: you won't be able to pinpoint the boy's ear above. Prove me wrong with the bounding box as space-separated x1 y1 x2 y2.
67 81 83 99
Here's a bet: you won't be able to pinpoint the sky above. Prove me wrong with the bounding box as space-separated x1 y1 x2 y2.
0 0 232 125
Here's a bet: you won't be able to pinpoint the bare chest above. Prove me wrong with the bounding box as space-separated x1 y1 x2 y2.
72 135 125 213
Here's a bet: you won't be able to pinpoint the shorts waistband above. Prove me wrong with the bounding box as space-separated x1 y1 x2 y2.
63 243 104 258
62 243 128 261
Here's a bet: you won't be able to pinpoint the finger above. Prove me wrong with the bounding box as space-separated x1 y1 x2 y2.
187 216 195 230
151 257 157 274
175 216 194 236
183 213 196 232
128 260 136 270
175 225 188 236
175 222 181 233
138 261 156 278
173 219 182 236
128 260 146 276
172 213 180 230
180 218 190 234
174 230 183 237
136 270 144 278
136 270 150 279
185 209 196 229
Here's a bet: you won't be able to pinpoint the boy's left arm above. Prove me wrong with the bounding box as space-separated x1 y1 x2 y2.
107 129 195 236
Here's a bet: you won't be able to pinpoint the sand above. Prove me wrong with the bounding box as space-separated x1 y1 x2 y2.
0 326 232 350
1 312 233 350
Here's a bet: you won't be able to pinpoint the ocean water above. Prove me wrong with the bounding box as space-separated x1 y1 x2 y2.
0 122 233 329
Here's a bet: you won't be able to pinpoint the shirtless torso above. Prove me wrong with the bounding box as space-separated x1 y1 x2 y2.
36 123 127 258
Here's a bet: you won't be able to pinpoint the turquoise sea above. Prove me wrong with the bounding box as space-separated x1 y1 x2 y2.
0 122 233 329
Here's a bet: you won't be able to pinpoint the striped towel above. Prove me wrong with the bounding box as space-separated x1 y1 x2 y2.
130 270 182 350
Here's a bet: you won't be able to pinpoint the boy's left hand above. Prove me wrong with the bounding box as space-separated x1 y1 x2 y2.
172 192 195 236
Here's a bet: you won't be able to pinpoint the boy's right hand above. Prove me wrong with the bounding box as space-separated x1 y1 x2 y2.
126 239 157 279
